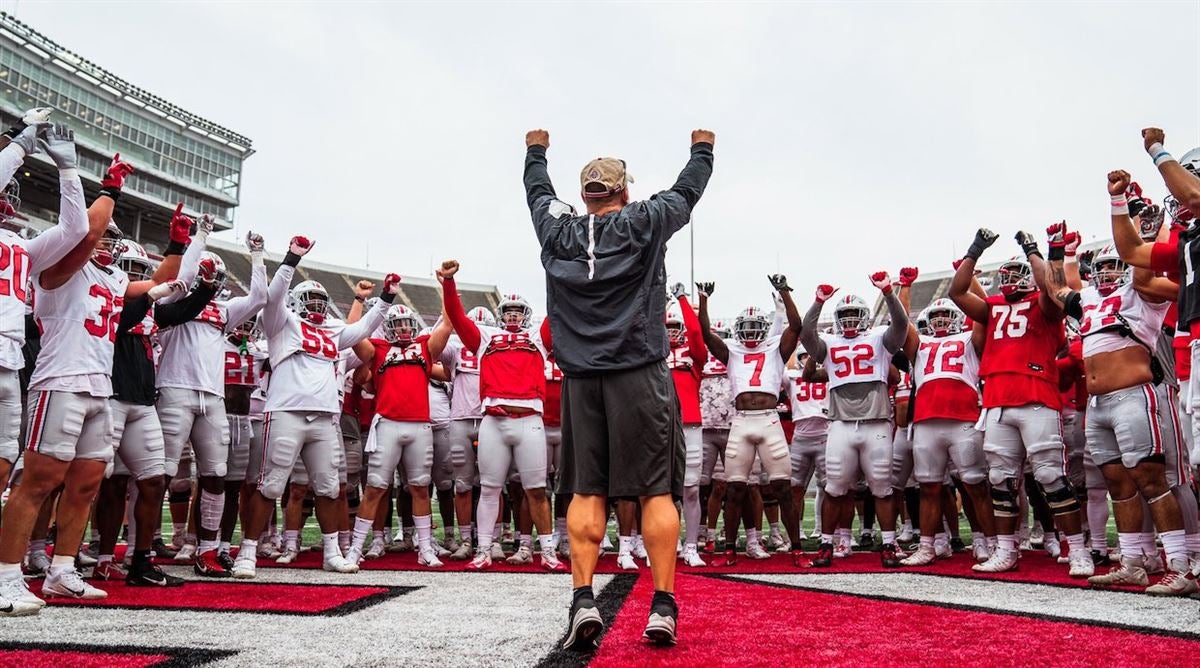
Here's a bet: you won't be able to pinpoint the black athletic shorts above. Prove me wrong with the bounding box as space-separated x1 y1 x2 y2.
557 360 684 499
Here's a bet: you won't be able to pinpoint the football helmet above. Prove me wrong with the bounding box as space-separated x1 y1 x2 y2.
384 304 421 344
0 178 20 229
1165 194 1195 225
833 295 871 338
497 293 532 332
996 257 1033 297
711 319 732 340
116 239 156 282
734 307 770 346
289 280 330 325
1181 146 1200 180
199 252 228 292
467 306 496 327
1090 244 1129 296
915 308 931 337
93 220 122 267
926 298 965 337
233 314 259 342
665 304 686 347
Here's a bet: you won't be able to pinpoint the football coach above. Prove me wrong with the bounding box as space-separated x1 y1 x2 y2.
523 128 714 650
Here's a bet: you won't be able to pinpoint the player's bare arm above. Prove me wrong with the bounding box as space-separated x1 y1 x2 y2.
768 274 801 360
1144 127 1200 214
1015 229 1062 319
949 228 996 323
1043 221 1076 310
1107 169 1157 270
695 282 728 364
872 271 909 353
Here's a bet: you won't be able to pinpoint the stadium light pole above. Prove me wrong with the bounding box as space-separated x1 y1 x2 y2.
689 214 695 298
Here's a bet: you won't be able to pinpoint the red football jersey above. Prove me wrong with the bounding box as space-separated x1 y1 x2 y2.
544 357 563 427
1055 338 1086 411
979 292 1064 410
370 337 433 422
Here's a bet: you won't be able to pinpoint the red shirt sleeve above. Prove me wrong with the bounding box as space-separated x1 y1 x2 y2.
1150 240 1178 274
442 278 481 351
677 295 708 380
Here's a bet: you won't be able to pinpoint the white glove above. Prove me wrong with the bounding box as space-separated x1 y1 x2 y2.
148 279 186 303
246 231 265 265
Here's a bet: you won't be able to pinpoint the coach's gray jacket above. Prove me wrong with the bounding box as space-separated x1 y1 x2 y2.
524 142 713 376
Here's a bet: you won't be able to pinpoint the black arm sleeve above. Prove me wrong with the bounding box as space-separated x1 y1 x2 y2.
666 142 714 210
154 283 218 328
523 146 557 211
117 294 152 335
1062 290 1083 321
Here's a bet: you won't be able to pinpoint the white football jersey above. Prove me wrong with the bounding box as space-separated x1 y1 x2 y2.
726 334 786 398
248 339 269 417
819 327 892 390
441 336 483 420
429 381 451 426
786 369 828 421
913 331 980 391
1079 283 1170 358
702 352 728 378
224 338 267 388
29 261 129 396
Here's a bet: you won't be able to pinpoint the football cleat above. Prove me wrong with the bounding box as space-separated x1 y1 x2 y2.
812 542 834 568
466 549 492 571
766 533 787 551
216 552 236 572
43 569 107 599
880 543 901 568
388 532 414 553
443 535 462 554
790 549 809 568
631 536 648 560
973 549 1019 573
1088 560 1148 587
345 546 364 565
489 542 506 561
934 540 953 560
0 591 40 617
701 539 716 555
1092 549 1112 567
433 540 451 558
365 538 386 560
617 553 640 570
746 541 772 560
1145 570 1198 597
230 557 257 580
256 542 283 560
900 544 936 566
24 551 50 575
1144 552 1166 575
174 543 197 563
950 536 966 553
153 537 179 559
194 550 231 578
897 525 914 544
681 544 706 567
0 576 45 609
276 547 300 564
1068 550 1095 578
92 560 127 581
127 561 186 587
858 532 875 550
1029 525 1045 548
972 536 992 562
506 545 533 565
833 540 851 559
450 539 474 561
600 534 614 553
774 539 792 554
76 548 98 568
417 548 445 568
322 555 359 573
540 549 567 572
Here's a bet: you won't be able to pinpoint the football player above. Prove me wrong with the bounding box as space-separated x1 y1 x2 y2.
1052 193 1192 592
665 283 709 567
345 304 451 567
802 272 910 568
1 128 186 612
787 352 828 541
219 312 269 567
697 276 804 567
439 260 563 571
232 237 394 578
950 228 1087 576
699 319 734 553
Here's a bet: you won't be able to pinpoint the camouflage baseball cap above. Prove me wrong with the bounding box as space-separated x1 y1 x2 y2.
580 157 632 199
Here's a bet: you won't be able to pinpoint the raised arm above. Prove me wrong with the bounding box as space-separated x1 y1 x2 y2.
337 289 391 350
169 209 209 292
649 131 716 237
801 284 837 361
675 291 709 370
801 354 829 383
346 280 373 325
24 127 100 273
427 312 455 362
695 283 728 364
870 271 909 353
1015 230 1062 319
1144 128 1200 217
154 280 218 328
262 236 314 337
223 233 268 329
1107 169 1174 272
766 275 802 360
950 229 998 323
523 130 558 211
436 260 482 352
896 267 921 359
37 125 117 289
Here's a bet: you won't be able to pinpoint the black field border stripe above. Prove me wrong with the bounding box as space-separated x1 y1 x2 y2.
44 584 420 617
0 640 236 668
750 564 1157 594
534 573 639 668
701 573 1200 642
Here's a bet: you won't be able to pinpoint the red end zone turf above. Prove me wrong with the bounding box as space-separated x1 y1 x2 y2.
588 572 1200 667
0 649 170 668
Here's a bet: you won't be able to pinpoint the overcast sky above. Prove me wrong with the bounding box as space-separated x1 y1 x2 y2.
10 2 1200 316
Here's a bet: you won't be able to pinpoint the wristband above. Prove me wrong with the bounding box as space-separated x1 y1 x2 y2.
354 295 366 303
99 187 121 202
1148 143 1174 167
1110 193 1129 216
283 251 302 267
380 291 396 304
163 239 186 256
1048 245 1065 262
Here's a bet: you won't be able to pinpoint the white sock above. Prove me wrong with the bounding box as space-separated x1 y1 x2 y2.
351 517 373 552
321 532 341 561
415 515 433 552
882 531 896 545
934 532 948 549
997 534 1017 553
29 539 46 556
198 539 220 554
50 554 75 574
97 554 113 564
0 562 20 579
475 487 502 550
619 535 632 555
1065 532 1085 554
972 531 985 544
1117 533 1141 560
747 528 760 545
820 533 833 544
218 541 231 554
1161 529 1188 569
1187 531 1200 556
284 530 299 551
519 533 532 549
372 529 385 545
1141 532 1158 558
239 539 258 562
920 535 934 548
554 517 567 539
338 530 350 551
462 524 474 543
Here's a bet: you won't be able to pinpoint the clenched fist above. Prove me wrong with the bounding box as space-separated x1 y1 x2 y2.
691 129 715 146
354 280 375 299
1142 127 1165 153
526 129 549 149
1107 170 1131 196
289 236 315 256
897 267 919 287
437 260 460 281
869 271 892 294
815 284 839 304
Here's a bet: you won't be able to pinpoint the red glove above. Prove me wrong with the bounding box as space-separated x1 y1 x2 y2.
1063 231 1081 257
898 267 919 287
815 284 838 304
198 257 217 285
869 271 893 295
1046 220 1068 249
382 273 402 295
169 203 193 245
289 236 315 256
952 258 966 271
101 153 134 190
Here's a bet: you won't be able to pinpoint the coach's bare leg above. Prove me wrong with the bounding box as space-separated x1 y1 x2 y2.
0 452 69 562
54 459 107 561
640 494 680 593
568 493 606 588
